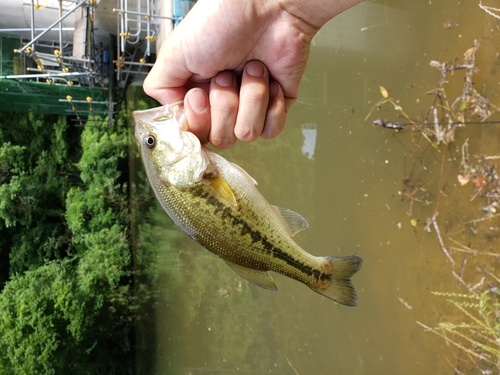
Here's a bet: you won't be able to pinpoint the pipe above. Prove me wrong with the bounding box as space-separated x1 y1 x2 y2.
30 0 35 49
146 0 150 56
0 28 74 32
59 0 63 57
116 0 121 82
15 0 87 53
4 72 90 79
113 8 181 20
120 0 125 52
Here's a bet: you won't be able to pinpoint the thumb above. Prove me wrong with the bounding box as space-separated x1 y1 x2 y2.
143 42 215 105
143 31 191 104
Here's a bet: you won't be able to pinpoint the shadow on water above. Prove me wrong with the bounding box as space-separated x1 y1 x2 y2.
130 1 500 374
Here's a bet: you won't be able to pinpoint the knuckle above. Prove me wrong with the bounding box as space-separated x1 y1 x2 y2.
142 80 154 97
235 124 261 142
211 135 236 149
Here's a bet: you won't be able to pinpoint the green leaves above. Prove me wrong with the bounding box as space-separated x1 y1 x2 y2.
65 118 128 246
0 262 69 374
0 143 29 228
0 258 133 374
0 107 137 373
0 118 79 282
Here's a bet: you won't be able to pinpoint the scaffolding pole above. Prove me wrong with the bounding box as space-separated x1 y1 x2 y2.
3 72 91 79
15 0 87 54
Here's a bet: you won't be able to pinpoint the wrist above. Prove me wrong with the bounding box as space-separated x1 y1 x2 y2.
265 0 363 30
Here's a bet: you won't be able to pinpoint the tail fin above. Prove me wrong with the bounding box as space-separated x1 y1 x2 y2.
310 255 363 307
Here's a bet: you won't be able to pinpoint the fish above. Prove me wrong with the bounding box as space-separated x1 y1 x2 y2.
133 102 363 306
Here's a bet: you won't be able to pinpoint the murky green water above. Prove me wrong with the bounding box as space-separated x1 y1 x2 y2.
132 1 500 374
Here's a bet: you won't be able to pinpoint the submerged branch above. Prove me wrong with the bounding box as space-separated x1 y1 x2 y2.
284 355 301 375
449 238 500 257
479 3 500 20
431 212 455 265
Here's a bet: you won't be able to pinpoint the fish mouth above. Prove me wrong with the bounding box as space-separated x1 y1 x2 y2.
132 102 183 124
134 123 147 150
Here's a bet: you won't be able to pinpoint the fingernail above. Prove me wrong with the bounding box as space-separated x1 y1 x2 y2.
214 71 234 87
187 89 207 114
269 81 279 97
246 62 264 78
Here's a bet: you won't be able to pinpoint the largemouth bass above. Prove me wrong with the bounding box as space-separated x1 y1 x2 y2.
133 103 362 306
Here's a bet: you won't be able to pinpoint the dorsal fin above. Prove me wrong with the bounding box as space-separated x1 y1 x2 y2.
273 206 309 237
209 174 237 206
224 260 277 291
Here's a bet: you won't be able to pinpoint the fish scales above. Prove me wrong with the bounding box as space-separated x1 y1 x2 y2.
134 102 362 306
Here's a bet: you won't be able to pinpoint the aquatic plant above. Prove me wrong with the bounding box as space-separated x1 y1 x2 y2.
418 279 500 371
417 240 500 372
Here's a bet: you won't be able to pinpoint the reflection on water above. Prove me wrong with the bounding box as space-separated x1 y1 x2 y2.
300 123 317 160
132 1 500 374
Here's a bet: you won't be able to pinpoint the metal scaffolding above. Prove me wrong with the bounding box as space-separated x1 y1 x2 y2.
7 1 109 89
112 0 182 88
0 0 111 125
0 0 196 126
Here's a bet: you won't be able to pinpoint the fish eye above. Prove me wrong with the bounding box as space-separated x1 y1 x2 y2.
145 135 156 149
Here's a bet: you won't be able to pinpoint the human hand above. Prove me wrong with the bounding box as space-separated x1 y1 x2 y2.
144 0 361 148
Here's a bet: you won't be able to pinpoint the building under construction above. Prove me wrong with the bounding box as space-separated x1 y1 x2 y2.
0 0 195 126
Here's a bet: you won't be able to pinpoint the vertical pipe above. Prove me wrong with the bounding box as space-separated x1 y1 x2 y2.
146 0 150 56
120 0 125 52
118 0 124 81
59 0 63 56
136 0 142 38
124 0 128 49
116 0 120 82
87 4 92 62
30 0 35 50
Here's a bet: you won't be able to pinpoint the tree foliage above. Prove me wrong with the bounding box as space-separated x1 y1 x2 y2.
0 106 142 373
0 114 80 279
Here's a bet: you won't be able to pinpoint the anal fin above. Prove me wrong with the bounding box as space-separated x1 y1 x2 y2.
224 260 277 291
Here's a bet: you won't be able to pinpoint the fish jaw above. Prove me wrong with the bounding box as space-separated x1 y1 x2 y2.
133 102 209 187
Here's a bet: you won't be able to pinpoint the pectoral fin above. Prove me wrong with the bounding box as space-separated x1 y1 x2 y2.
224 261 277 291
273 206 309 236
209 174 237 206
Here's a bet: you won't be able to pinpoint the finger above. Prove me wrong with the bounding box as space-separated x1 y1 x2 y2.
184 88 211 143
284 96 297 114
234 61 269 142
143 77 187 105
143 20 214 105
143 34 190 104
261 81 286 139
208 71 239 149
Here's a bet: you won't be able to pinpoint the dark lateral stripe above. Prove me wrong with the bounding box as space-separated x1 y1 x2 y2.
193 185 322 280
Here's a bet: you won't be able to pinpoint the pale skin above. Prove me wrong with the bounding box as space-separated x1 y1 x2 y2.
144 0 362 149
